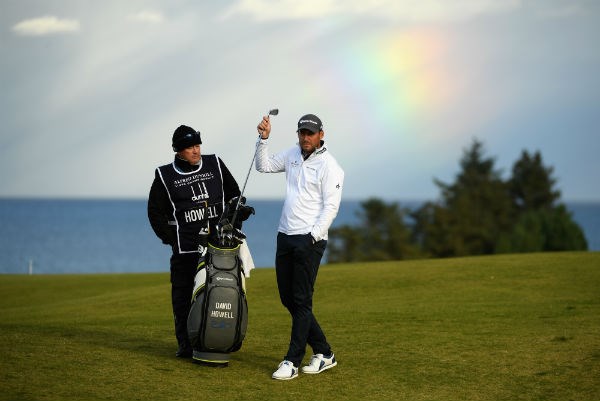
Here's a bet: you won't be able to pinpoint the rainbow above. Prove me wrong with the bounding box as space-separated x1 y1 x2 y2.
298 28 455 147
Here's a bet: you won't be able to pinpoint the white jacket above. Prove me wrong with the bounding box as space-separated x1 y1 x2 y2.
255 139 344 241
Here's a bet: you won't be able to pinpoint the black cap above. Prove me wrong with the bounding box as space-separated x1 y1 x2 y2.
297 114 323 133
172 125 201 151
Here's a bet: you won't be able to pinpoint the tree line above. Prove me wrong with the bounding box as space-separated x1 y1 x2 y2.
328 139 588 263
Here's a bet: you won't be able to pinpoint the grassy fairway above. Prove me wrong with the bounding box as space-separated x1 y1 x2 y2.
1 252 599 401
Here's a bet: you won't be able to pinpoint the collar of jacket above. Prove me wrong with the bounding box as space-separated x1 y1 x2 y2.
173 155 201 173
300 141 328 159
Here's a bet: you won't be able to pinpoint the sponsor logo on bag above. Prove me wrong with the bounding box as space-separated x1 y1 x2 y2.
209 320 233 329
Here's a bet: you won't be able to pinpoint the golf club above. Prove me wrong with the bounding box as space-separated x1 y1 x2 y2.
229 108 278 230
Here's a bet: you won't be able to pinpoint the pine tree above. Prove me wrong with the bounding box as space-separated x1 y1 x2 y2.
417 139 514 256
509 150 560 211
498 150 587 252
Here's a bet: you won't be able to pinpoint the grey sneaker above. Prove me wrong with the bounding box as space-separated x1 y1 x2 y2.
272 360 298 380
301 353 337 374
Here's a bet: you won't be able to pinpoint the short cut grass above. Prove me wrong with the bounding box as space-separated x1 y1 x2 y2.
1 252 599 401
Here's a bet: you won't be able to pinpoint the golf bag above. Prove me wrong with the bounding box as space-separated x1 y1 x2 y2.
187 197 253 365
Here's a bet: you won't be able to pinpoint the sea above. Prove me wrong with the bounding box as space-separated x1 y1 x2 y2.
0 198 598 274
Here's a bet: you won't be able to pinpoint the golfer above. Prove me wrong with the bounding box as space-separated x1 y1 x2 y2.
255 113 344 380
148 124 243 358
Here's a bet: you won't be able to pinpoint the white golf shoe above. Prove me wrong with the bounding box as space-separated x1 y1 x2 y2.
301 353 337 374
272 360 298 380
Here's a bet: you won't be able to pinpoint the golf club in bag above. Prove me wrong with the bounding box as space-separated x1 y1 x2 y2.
187 109 278 366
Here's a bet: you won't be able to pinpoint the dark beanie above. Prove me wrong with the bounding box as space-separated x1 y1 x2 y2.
172 125 202 151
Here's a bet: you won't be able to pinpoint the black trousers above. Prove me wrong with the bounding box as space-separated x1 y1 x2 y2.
170 252 198 348
276 232 331 367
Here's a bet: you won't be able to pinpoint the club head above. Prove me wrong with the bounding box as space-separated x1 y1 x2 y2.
268 109 279 116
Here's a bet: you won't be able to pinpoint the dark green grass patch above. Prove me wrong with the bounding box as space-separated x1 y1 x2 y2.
1 252 599 401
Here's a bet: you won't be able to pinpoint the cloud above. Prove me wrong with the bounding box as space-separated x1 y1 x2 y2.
221 0 521 22
12 16 80 36
129 10 165 24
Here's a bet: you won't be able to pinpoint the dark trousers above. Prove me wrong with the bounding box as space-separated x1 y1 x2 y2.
170 252 198 347
276 232 331 367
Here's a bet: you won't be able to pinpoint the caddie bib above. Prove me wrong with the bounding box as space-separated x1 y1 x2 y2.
157 154 225 253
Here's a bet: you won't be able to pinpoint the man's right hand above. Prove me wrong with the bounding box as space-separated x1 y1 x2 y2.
257 116 271 139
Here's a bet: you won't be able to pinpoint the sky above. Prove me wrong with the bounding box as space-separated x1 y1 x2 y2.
1 0 599 202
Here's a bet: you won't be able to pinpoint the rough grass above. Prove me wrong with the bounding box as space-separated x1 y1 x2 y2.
1 252 599 401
